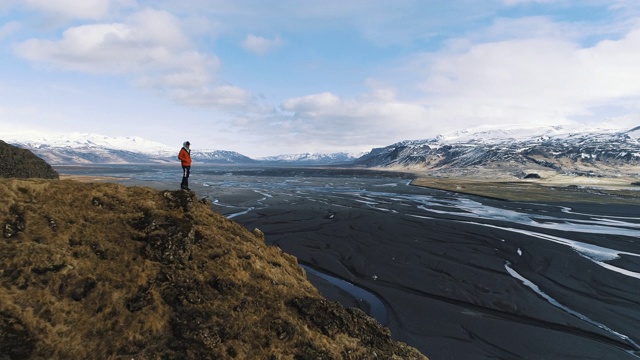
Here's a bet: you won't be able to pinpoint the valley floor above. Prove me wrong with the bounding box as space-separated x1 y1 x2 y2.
54 165 640 359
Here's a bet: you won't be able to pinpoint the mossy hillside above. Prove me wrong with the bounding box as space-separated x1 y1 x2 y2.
0 179 427 360
0 141 58 179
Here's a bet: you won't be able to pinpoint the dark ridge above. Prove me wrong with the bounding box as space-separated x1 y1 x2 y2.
0 140 59 179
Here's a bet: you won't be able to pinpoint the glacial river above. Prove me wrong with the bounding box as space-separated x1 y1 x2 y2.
58 164 640 360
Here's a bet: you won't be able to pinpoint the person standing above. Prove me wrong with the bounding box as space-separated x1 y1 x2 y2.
178 141 192 191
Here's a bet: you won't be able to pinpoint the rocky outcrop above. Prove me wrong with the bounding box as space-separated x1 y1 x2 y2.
0 179 427 360
0 140 58 179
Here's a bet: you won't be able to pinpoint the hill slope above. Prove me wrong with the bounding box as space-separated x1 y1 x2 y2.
0 140 58 179
0 179 426 360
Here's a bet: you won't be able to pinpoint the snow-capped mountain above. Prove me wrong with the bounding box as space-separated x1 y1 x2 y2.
6 125 640 174
7 133 174 154
4 133 348 165
191 150 256 164
4 133 171 164
258 152 356 165
4 133 254 165
353 125 640 176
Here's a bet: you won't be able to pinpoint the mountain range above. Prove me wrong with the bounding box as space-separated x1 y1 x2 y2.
5 125 640 176
4 133 357 165
354 125 640 177
259 152 357 164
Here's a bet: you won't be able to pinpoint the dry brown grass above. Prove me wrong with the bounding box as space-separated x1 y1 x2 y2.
58 175 129 182
0 179 427 360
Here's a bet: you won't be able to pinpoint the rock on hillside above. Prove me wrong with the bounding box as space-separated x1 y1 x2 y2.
0 140 58 179
0 179 427 360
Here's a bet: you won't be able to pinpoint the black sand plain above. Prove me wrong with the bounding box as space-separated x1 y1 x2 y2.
238 202 639 359
63 166 640 360
204 174 640 360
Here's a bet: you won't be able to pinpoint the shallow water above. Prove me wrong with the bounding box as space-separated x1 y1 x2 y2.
58 165 640 360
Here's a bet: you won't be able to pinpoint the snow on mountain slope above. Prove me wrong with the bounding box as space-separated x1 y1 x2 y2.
190 149 256 164
5 132 174 155
353 125 640 176
3 133 346 165
625 126 640 140
258 152 356 164
4 133 255 164
436 123 631 144
5 123 640 171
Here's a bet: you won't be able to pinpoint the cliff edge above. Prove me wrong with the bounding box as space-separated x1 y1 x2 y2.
0 179 427 359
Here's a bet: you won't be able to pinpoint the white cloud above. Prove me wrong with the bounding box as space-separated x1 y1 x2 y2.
241 34 285 55
279 86 431 148
282 92 341 117
24 0 111 20
13 8 258 110
16 8 197 73
412 20 640 131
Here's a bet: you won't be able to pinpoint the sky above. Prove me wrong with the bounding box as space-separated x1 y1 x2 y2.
1 0 640 157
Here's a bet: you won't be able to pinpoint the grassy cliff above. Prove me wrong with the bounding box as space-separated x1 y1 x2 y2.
0 179 427 359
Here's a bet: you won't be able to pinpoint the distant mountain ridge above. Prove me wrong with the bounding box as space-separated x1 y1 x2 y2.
5 125 640 175
191 149 256 164
258 152 356 164
5 134 258 165
354 125 640 177
4 133 356 165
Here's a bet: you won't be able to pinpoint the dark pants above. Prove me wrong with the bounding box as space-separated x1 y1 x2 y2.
181 166 190 189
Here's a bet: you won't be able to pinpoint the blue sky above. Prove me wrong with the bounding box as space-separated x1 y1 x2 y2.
1 0 640 157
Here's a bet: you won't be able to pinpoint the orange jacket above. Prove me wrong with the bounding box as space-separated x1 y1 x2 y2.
178 147 192 166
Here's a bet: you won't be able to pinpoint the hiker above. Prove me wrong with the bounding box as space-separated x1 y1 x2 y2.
178 141 191 191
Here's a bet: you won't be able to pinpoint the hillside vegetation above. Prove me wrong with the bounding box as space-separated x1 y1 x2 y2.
0 140 58 179
0 179 427 359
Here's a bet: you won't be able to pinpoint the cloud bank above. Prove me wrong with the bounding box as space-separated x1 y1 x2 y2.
15 7 252 110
